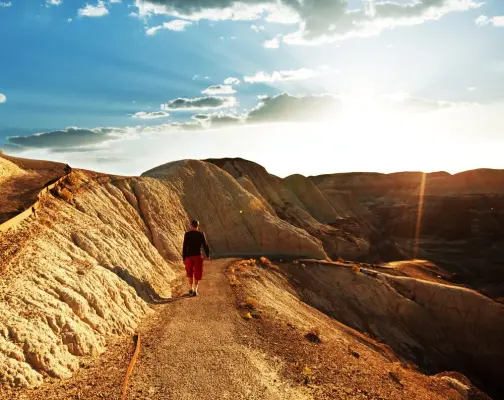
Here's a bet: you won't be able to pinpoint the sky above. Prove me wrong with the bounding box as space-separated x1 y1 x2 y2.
0 0 503 177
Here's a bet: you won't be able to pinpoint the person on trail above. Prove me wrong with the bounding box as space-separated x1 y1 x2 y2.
182 220 210 296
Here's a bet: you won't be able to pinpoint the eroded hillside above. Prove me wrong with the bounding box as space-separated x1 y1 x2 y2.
206 158 404 262
311 169 504 299
0 155 502 399
0 158 327 388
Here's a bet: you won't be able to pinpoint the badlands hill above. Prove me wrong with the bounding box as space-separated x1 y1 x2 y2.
0 153 503 399
312 168 504 299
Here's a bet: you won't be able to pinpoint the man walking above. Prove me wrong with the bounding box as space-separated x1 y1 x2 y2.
182 220 210 296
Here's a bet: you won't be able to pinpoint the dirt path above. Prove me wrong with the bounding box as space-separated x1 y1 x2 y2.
125 259 311 400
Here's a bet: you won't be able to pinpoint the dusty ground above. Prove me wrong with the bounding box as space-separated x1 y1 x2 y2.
0 258 480 400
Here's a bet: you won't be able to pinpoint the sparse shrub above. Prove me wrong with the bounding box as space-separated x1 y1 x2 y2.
304 328 322 343
300 263 306 269
260 257 280 271
243 312 253 320
302 366 313 385
239 297 257 310
351 265 361 274
293 260 299 265
337 257 345 262
228 274 241 286
388 363 403 386
348 346 360 358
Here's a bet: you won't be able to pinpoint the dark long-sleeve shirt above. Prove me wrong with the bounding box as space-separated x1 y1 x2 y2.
182 230 210 260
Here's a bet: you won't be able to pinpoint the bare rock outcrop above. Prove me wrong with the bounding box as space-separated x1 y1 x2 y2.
143 160 327 259
206 158 404 261
283 173 341 223
283 261 504 397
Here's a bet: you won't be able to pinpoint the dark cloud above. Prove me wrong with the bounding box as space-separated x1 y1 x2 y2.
161 96 236 111
131 111 170 119
139 0 481 43
201 84 236 95
6 127 131 151
192 112 243 127
210 115 243 127
246 93 342 122
192 114 210 120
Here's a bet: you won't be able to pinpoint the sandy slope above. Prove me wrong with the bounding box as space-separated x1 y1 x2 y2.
0 259 475 400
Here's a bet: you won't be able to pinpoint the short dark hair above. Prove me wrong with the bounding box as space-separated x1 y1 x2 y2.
191 220 199 228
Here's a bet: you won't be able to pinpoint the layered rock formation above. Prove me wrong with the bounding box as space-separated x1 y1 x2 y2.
282 260 504 397
311 169 504 299
207 158 404 261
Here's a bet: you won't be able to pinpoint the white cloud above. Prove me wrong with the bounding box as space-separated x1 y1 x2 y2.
45 0 61 7
476 15 504 27
224 77 240 85
134 0 482 44
78 1 109 18
244 66 337 83
131 111 170 119
146 25 163 35
201 85 236 95
0 93 6 103
161 96 237 111
0 2 12 7
263 36 280 49
67 18 73 23
250 24 265 32
467 87 477 92
146 19 192 35
163 19 192 31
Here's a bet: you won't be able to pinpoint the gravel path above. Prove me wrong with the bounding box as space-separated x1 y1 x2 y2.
125 259 311 400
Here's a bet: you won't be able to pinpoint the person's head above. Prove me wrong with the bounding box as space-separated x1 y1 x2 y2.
190 220 200 230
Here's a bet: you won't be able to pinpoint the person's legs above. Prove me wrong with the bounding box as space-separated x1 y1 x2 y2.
193 256 204 296
184 258 194 294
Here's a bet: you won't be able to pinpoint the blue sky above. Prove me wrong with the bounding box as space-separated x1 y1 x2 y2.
1 0 503 176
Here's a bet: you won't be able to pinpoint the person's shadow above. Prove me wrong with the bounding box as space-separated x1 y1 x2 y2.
151 293 193 304
111 266 193 304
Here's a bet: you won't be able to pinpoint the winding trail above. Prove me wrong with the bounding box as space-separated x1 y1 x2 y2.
125 259 311 400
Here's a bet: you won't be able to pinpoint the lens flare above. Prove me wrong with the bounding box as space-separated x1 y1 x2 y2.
414 172 427 258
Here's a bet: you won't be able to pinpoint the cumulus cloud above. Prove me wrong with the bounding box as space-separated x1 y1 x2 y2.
263 36 280 48
78 1 109 18
161 96 237 111
250 24 265 32
6 127 134 151
223 77 240 85
146 19 193 35
244 66 335 83
0 2 12 7
476 15 504 27
192 112 243 127
0 93 6 103
133 0 482 44
246 93 342 122
131 111 170 119
201 84 236 95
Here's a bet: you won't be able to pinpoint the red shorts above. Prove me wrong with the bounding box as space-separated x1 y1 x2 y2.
184 256 204 280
